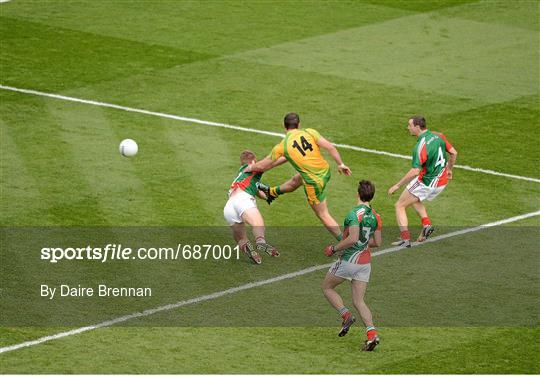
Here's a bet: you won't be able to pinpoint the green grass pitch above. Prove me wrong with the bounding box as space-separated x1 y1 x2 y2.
1 0 539 373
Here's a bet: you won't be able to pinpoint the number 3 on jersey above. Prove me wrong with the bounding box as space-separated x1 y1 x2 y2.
292 136 313 157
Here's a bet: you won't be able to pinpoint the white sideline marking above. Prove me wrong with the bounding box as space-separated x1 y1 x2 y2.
1 84 539 184
1 210 538 354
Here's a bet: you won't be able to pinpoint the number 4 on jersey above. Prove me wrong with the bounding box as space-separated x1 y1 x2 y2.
435 146 446 168
292 136 313 157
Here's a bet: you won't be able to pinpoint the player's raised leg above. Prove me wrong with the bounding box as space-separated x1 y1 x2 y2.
275 173 303 194
322 271 355 337
311 200 342 240
241 207 279 257
259 173 303 204
391 188 419 247
351 280 379 351
412 201 434 242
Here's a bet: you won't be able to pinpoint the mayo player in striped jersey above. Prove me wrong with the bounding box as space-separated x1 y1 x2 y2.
322 180 382 351
388 116 458 247
223 150 280 264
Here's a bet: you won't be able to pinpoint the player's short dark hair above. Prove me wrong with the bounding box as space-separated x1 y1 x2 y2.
410 116 426 129
358 180 375 202
283 112 300 129
240 150 256 165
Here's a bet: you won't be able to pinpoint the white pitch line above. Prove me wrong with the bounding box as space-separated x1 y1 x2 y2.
1 84 539 184
1 209 538 354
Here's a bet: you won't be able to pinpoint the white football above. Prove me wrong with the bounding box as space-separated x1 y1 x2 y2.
119 139 138 157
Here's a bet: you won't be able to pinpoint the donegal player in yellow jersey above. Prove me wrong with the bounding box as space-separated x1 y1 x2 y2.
245 113 351 240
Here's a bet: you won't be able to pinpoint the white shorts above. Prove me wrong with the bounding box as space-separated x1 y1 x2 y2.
223 190 257 225
407 177 446 202
329 259 371 282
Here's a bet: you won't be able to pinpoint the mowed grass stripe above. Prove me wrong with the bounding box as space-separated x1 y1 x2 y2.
52 52 537 176
2 85 538 184
437 0 540 32
233 12 538 103
0 120 44 222
2 209 538 354
0 17 216 93
0 1 412 55
45 100 163 223
0 95 111 225
1 327 537 373
3 4 536 177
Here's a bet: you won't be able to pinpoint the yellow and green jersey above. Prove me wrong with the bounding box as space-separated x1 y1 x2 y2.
269 128 331 204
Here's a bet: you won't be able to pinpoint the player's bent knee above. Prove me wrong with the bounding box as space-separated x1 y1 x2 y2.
395 200 406 210
322 277 335 291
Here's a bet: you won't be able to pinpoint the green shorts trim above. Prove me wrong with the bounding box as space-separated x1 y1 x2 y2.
302 170 331 205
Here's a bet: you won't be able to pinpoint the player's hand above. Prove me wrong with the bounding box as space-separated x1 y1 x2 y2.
324 245 335 257
338 164 352 176
447 169 453 180
388 184 399 195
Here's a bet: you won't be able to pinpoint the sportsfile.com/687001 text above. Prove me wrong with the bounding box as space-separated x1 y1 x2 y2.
40 244 241 263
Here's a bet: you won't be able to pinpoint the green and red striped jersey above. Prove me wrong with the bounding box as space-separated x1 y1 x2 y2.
229 164 262 196
412 130 454 187
341 205 381 264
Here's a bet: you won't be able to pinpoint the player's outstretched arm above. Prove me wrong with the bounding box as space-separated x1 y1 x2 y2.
245 156 283 173
447 147 458 180
317 136 352 176
388 168 420 195
270 156 288 169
